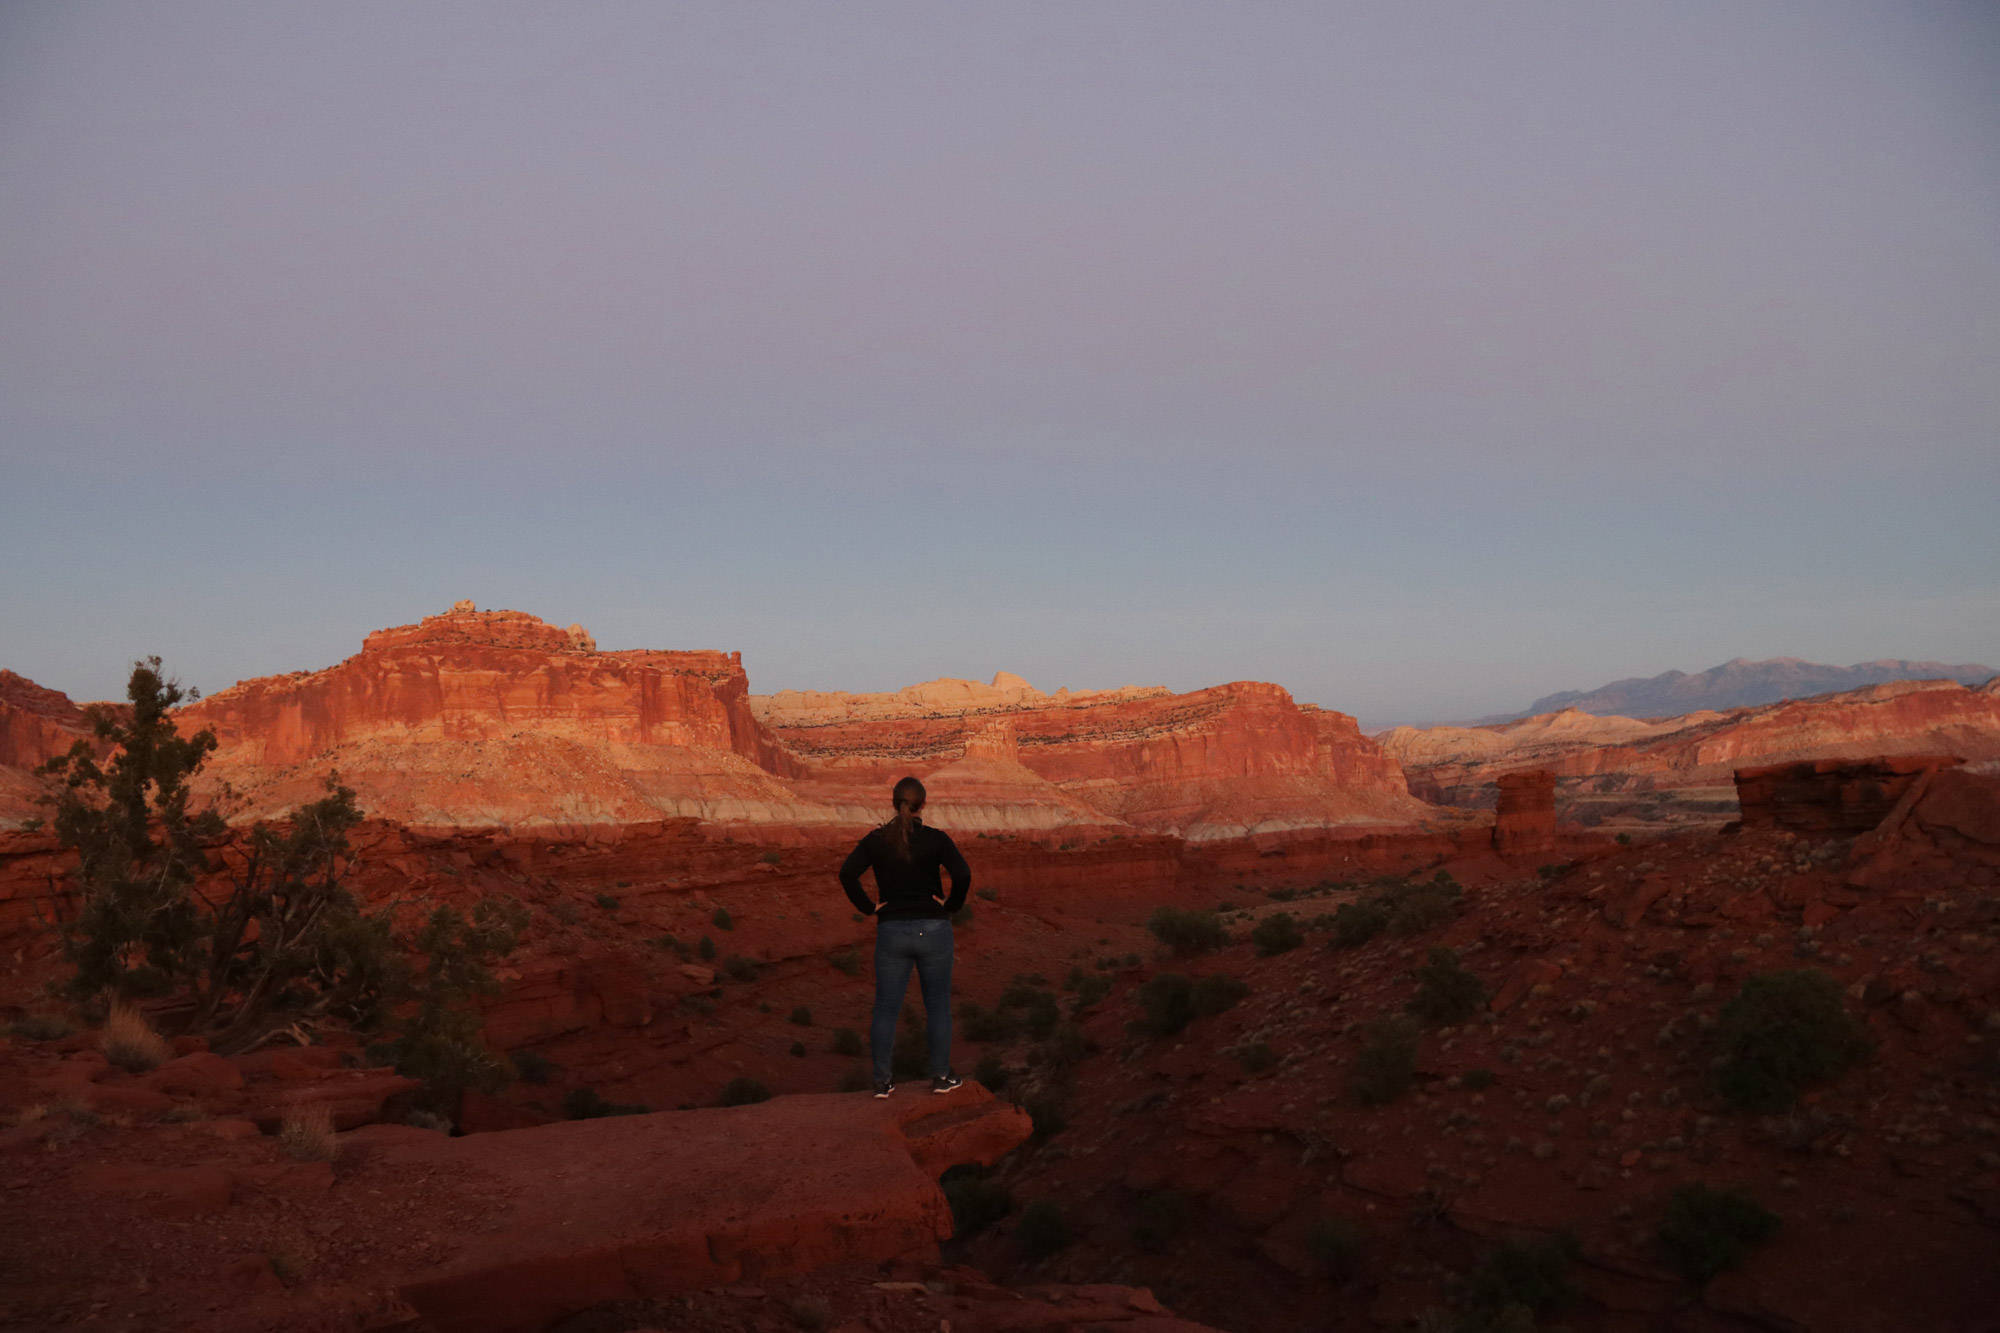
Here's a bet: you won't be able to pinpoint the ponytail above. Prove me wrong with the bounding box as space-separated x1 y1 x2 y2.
883 775 926 860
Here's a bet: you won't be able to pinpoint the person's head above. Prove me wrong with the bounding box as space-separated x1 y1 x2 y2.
884 775 926 857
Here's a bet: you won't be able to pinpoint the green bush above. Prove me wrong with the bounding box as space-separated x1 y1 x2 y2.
831 1026 864 1057
1386 875 1461 936
1232 1041 1279 1073
998 980 1061 1038
1306 1217 1368 1283
1329 901 1388 949
712 907 733 931
951 905 974 927
836 1065 870 1093
759 850 782 866
718 1076 771 1106
1409 948 1487 1025
1350 1016 1418 1106
1251 912 1303 957
594 893 619 911
1130 1189 1186 1252
830 947 860 977
788 1005 813 1027
1191 973 1251 1017
1658 1184 1780 1282
972 1052 1008 1092
1465 1232 1579 1321
1069 973 1114 1014
977 887 998 901
789 1040 806 1057
563 1086 648 1119
511 1050 559 1085
1016 1199 1073 1257
1460 1067 1496 1090
723 955 760 983
941 1165 1012 1237
1712 970 1871 1111
1130 972 1195 1037
698 935 717 960
1146 906 1229 957
1035 1021 1092 1073
652 933 689 959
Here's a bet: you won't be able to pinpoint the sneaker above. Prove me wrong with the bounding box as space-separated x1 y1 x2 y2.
872 1078 894 1099
930 1071 963 1094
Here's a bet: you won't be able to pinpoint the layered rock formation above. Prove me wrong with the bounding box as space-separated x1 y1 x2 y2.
758 675 1432 839
1 608 1434 840
1381 678 2000 832
1491 769 1556 856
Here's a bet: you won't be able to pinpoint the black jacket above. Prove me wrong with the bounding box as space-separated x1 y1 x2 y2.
838 820 971 921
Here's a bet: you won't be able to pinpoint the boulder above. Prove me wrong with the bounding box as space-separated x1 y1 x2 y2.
385 1086 1031 1333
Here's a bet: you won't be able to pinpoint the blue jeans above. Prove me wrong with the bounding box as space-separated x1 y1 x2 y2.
870 917 953 1082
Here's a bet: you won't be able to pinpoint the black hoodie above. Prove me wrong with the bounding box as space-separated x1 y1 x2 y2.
838 820 971 921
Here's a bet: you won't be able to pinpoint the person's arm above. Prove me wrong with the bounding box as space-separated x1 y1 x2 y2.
939 832 972 916
838 837 878 917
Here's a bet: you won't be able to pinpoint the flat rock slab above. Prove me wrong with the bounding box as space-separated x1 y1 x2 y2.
378 1086 1030 1333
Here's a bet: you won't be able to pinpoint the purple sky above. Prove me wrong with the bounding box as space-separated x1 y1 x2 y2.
3 2 1997 725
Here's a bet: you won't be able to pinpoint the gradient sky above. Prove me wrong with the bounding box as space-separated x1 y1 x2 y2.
3 2 1997 726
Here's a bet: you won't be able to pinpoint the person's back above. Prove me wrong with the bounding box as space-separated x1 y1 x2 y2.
838 777 970 1096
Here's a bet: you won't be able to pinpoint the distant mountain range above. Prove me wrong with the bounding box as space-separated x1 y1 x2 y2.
1506 657 1998 722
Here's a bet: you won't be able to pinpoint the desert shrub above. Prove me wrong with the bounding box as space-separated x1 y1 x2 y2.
651 934 689 959
712 907 733 931
1330 901 1389 949
1146 906 1229 957
160 1102 209 1123
7 1014 76 1042
1130 1189 1186 1252
1023 1090 1067 1139
1232 1041 1279 1074
563 1086 648 1119
829 947 860 976
942 1164 1013 1237
951 905 974 927
789 1040 806 1057
594 893 619 911
1016 1199 1073 1257
1267 887 1298 902
1069 973 1114 1014
723 955 760 983
279 1103 339 1162
1251 912 1303 957
958 1000 1010 1042
698 935 717 960
680 994 715 1016
788 1004 813 1027
1409 948 1487 1025
997 979 1061 1038
1306 1217 1368 1283
977 887 998 902
1712 969 1871 1111
1658 1184 1780 1282
1191 973 1251 1017
891 1012 930 1080
1460 1067 1496 1090
510 1050 559 1085
830 1026 864 1057
100 1003 171 1073
836 1065 870 1093
1386 874 1461 937
384 897 530 1110
1130 972 1195 1037
1350 1017 1418 1106
973 1052 1009 1092
759 850 782 866
718 1076 771 1107
1033 1021 1091 1073
1464 1232 1579 1322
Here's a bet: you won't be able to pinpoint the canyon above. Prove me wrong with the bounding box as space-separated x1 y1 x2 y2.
4 606 2000 1332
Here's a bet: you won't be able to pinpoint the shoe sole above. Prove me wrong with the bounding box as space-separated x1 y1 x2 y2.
931 1083 961 1094
873 1088 894 1099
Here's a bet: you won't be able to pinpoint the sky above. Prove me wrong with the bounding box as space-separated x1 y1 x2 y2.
2 2 1997 726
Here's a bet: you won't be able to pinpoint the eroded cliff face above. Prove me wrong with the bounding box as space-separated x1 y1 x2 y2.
1381 678 2000 833
2 612 1431 839
756 675 1434 838
0 671 95 825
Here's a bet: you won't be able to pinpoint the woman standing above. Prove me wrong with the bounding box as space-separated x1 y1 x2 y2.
838 776 970 1096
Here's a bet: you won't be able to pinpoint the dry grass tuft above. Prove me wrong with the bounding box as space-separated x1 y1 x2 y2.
279 1102 339 1162
100 1004 171 1073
